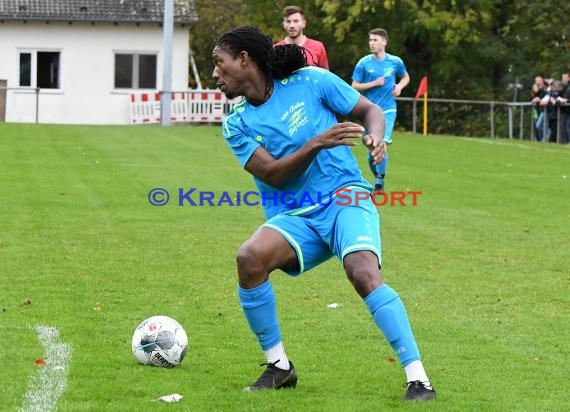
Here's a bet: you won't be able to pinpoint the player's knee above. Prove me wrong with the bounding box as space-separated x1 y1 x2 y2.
236 243 255 271
347 266 377 285
236 242 267 280
344 252 383 296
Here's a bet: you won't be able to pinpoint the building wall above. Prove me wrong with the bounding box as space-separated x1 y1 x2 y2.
0 21 190 124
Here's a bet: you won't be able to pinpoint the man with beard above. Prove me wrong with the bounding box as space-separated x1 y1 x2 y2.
275 5 329 70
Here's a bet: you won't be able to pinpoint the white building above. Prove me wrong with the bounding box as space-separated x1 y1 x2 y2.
0 0 197 124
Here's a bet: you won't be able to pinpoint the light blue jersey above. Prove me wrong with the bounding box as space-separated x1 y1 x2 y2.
222 67 372 219
351 53 407 112
352 53 407 186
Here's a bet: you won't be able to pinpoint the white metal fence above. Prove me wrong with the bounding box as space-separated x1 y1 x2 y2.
1 87 567 143
128 90 238 124
402 96 568 143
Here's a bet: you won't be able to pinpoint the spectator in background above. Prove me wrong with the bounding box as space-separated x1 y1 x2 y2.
561 71 570 143
536 78 556 142
531 76 547 141
275 5 329 70
547 80 567 143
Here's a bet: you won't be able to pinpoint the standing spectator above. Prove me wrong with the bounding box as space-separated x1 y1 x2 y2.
546 81 566 143
537 78 557 142
561 71 570 143
351 28 410 192
275 5 329 70
531 76 547 141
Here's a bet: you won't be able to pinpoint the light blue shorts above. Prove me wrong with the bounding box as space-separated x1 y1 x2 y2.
261 187 382 275
383 109 397 144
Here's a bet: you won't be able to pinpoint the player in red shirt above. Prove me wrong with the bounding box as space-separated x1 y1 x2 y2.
274 5 329 70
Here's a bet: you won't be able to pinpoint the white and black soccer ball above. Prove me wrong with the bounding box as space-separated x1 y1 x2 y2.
131 315 188 368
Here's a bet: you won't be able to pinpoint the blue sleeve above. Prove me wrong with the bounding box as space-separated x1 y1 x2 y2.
309 68 361 116
222 109 259 168
351 61 365 83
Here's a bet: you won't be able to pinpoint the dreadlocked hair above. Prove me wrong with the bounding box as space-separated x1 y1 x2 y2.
216 27 307 88
271 44 307 79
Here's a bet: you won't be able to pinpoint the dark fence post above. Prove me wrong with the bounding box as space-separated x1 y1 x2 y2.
556 106 561 144
542 106 550 143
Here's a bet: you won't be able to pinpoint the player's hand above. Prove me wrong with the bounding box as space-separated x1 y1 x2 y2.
392 85 402 97
363 133 386 165
315 122 365 148
375 77 385 86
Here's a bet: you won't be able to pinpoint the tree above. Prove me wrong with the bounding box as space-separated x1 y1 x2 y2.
188 0 249 88
187 0 570 136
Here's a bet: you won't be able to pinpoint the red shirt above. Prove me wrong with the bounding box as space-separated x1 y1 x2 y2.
275 37 329 70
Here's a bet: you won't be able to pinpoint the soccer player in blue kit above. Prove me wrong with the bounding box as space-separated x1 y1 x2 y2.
212 27 435 401
352 28 410 192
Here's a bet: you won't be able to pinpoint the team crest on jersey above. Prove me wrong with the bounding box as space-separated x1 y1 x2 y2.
281 101 308 136
384 68 394 77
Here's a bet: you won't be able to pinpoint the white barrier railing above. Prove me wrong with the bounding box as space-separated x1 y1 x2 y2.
129 91 189 124
129 89 237 124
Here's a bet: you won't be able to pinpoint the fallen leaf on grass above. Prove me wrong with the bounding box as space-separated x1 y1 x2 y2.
35 359 46 367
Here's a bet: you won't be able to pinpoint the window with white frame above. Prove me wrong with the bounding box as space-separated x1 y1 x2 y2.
114 53 157 89
18 50 60 89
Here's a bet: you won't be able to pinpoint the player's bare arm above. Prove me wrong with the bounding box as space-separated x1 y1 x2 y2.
392 73 410 97
351 77 384 92
350 96 386 165
244 122 366 188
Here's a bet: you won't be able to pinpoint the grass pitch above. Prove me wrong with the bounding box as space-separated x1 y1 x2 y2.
0 123 569 411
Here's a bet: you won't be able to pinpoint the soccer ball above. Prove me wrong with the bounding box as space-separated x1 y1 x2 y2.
131 315 188 368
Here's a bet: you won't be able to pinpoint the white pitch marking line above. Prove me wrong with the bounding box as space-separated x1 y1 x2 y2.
20 326 72 412
464 137 569 153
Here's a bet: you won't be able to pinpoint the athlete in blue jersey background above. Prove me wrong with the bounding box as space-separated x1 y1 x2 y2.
212 26 435 401
352 28 410 192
